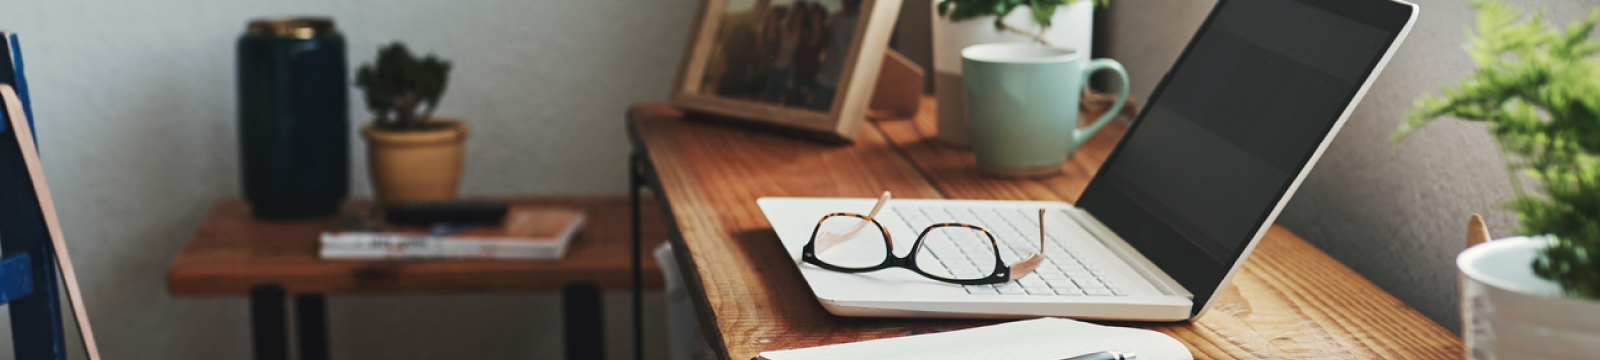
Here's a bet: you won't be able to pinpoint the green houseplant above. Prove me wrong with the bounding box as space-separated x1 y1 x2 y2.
354 42 466 204
936 0 1108 47
1394 0 1600 299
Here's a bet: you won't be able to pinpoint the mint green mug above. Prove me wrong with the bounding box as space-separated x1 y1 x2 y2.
961 43 1129 177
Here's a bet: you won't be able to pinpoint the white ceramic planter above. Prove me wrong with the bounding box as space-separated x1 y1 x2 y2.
930 1 1094 146
1458 236 1600 360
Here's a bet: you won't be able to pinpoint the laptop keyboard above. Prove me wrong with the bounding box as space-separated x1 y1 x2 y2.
893 206 1128 297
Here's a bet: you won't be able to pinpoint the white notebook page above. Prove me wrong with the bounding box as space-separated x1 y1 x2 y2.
759 318 1192 360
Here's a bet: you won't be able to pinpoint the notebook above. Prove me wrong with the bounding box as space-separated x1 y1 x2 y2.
320 205 586 259
757 318 1192 360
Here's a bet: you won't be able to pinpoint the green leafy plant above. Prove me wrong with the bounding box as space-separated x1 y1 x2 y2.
355 42 453 130
936 0 1109 47
1394 0 1600 299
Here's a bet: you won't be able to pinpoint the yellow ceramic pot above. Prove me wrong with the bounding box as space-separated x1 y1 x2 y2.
361 118 468 204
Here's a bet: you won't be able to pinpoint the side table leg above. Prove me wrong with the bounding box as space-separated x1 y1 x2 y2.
295 295 329 360
249 285 288 360
629 152 644 360
563 282 604 360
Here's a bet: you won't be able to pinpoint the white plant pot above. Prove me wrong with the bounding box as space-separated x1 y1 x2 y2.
1458 236 1600 360
931 1 1094 146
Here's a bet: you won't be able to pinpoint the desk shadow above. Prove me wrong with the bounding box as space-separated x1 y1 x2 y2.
682 111 856 145
728 228 826 314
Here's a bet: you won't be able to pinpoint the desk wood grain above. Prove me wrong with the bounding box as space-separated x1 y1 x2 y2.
629 99 1462 360
167 197 668 295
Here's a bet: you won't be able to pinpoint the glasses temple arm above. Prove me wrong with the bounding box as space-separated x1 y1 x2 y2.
1038 209 1045 254
815 192 892 253
1006 209 1048 280
1010 254 1044 280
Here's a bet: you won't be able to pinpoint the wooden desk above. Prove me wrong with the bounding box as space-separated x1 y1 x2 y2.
167 197 668 360
627 98 1463 360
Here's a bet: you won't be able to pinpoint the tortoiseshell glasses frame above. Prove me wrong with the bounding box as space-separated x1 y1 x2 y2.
799 192 1045 285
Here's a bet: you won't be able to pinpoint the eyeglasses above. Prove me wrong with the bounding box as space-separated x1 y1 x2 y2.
800 192 1045 285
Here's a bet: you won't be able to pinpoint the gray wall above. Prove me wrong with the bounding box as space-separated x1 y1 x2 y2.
0 0 690 359
1101 0 1598 334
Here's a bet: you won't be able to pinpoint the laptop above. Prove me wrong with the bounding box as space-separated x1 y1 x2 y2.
757 0 1418 321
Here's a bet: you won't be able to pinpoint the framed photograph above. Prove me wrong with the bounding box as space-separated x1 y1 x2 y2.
670 0 904 142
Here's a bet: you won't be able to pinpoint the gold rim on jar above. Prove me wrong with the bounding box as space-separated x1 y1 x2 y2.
245 17 336 39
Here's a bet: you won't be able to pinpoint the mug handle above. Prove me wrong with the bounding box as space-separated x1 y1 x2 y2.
1073 59 1130 145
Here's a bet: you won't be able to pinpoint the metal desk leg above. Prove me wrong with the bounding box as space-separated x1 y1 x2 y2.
249 285 287 360
296 295 329 360
563 282 604 360
629 152 644 360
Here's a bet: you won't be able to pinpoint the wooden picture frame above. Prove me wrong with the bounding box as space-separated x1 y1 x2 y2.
670 0 904 142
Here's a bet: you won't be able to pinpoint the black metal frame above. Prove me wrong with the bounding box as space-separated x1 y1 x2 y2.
248 285 288 360
564 282 605 360
800 213 1013 285
295 294 329 359
247 285 332 360
628 152 645 360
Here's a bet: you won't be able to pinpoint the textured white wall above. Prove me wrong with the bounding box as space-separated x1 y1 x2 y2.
1104 0 1597 334
0 0 691 359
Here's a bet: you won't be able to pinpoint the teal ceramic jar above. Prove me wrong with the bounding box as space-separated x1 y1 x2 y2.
238 17 348 219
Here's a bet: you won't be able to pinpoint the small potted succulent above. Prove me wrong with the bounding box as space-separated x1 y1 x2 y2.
1394 1 1600 357
929 0 1109 146
354 42 463 204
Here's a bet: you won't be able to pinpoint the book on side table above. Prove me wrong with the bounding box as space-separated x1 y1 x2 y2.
757 318 1192 360
320 205 585 259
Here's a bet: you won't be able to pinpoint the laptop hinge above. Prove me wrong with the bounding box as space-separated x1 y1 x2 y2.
1060 207 1194 299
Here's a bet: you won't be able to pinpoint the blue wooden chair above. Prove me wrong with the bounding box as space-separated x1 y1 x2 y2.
0 32 101 360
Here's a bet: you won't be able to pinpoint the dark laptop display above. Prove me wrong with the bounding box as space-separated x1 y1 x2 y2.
1078 0 1413 316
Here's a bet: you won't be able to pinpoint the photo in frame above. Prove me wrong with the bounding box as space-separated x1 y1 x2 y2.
670 0 904 142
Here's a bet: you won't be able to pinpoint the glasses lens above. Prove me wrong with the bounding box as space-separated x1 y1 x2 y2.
811 215 889 269
913 225 1000 281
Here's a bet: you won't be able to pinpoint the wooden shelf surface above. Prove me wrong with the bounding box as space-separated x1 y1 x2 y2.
167 197 669 296
628 98 1462 360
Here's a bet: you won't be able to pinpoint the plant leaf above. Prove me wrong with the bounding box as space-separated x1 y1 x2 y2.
1030 2 1058 28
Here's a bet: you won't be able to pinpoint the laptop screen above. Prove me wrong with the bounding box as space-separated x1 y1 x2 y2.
1076 0 1412 315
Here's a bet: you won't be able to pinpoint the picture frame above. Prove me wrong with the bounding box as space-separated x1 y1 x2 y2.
670 0 904 142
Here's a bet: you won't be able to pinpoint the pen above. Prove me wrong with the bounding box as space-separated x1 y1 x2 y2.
1061 351 1136 360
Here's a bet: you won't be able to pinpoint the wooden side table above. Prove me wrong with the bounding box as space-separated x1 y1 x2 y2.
167 197 668 360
